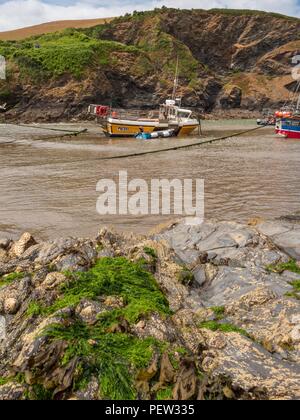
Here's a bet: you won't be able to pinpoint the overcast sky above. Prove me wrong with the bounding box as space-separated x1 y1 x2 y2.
0 0 299 32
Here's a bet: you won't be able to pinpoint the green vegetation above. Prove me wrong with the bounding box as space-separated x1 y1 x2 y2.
199 321 251 338
98 8 299 23
0 373 27 388
24 384 53 401
0 272 24 288
0 377 10 386
266 259 300 300
178 267 194 286
44 321 164 400
211 306 226 320
0 30 140 81
29 257 170 325
27 256 177 399
0 374 52 400
156 385 174 400
0 7 297 88
290 280 300 291
285 280 300 300
208 8 299 21
266 259 300 275
26 301 44 317
168 347 187 370
143 247 158 260
0 85 12 100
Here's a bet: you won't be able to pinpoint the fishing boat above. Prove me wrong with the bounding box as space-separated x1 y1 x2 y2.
276 114 300 139
275 82 300 139
88 59 199 138
88 100 199 137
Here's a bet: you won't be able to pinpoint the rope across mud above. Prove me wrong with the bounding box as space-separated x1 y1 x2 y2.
96 124 269 161
3 122 88 140
1 122 269 160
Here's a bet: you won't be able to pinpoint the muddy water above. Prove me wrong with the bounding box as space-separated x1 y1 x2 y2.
0 120 299 240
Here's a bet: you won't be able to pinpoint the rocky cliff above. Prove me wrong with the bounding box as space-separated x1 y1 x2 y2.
0 217 300 400
0 8 299 122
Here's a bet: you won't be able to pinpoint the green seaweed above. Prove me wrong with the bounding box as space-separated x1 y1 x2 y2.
0 272 24 288
25 256 174 399
285 280 300 300
198 321 251 338
178 267 195 286
26 301 44 317
266 260 300 300
44 321 163 400
0 377 10 386
210 306 226 320
156 385 174 400
143 247 158 260
24 384 53 401
266 259 300 275
32 257 170 325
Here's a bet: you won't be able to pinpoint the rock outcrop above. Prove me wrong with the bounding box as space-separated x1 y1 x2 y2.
0 218 300 400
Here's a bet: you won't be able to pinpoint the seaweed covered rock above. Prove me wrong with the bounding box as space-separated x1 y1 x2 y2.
0 219 300 400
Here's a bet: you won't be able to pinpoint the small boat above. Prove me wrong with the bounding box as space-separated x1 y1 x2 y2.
88 100 199 138
275 83 300 139
276 114 300 139
88 59 200 138
135 129 176 140
257 116 276 126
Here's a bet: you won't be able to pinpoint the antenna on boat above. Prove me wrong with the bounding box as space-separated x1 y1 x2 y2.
296 81 300 112
172 56 179 101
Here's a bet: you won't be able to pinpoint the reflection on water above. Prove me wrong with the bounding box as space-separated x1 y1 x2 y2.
0 120 299 240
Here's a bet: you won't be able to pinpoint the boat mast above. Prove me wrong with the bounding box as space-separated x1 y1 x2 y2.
172 57 179 101
297 89 300 113
294 81 300 113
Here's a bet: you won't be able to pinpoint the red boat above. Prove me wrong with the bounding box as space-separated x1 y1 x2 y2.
275 84 300 139
276 115 300 139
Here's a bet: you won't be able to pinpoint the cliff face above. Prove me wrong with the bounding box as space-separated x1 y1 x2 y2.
0 8 299 121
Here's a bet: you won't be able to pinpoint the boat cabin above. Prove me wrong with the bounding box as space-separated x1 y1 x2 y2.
159 100 193 123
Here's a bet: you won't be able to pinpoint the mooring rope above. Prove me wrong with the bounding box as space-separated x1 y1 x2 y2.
2 122 88 137
96 124 269 161
34 128 88 140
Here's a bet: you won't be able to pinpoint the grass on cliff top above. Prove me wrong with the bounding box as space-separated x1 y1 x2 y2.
104 7 299 23
86 11 202 84
28 256 171 324
208 8 299 21
0 30 140 80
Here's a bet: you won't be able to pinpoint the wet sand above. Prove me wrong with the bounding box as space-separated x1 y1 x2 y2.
0 120 299 240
